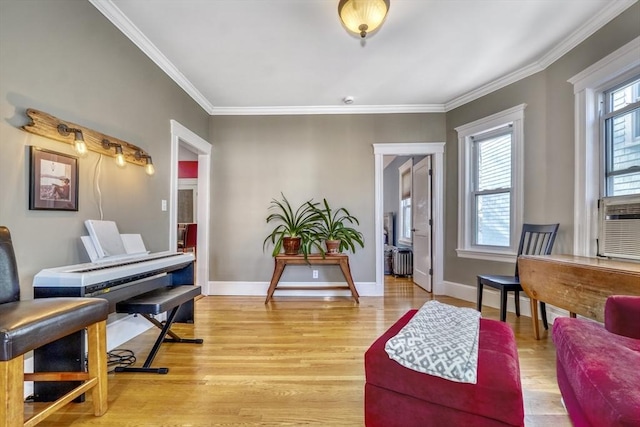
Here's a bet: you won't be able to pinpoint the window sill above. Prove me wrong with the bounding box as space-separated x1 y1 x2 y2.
455 248 517 263
397 238 412 247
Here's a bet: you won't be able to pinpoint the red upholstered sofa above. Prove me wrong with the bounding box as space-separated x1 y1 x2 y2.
552 295 640 427
364 310 524 427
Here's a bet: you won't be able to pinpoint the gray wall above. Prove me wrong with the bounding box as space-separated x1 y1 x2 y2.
209 114 446 283
0 0 210 297
443 3 640 287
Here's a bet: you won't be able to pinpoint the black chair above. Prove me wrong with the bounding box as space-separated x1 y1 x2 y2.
476 223 559 328
0 226 109 426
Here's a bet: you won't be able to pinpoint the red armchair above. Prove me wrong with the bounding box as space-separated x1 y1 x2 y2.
552 295 640 427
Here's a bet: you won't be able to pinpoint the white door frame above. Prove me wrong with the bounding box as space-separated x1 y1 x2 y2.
170 120 211 290
373 143 445 295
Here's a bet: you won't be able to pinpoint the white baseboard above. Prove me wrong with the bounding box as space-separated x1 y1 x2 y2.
206 279 571 324
206 281 381 297
442 280 573 324
105 313 156 350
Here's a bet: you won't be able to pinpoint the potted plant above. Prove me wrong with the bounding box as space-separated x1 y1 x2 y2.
263 193 320 257
309 198 364 255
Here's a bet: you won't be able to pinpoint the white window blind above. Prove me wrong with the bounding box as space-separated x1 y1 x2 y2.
472 127 512 247
401 169 411 199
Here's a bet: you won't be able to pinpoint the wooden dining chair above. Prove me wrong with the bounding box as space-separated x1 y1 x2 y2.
476 223 559 328
178 223 197 257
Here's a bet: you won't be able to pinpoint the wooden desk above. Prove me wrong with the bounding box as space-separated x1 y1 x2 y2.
265 254 360 304
518 254 640 339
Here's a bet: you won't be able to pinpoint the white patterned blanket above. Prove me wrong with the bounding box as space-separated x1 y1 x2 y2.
384 301 481 384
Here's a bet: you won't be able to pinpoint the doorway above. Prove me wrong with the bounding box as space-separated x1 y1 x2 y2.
170 120 211 291
373 143 445 296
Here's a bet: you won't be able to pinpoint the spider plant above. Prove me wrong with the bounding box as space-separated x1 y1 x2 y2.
308 198 364 254
263 193 320 256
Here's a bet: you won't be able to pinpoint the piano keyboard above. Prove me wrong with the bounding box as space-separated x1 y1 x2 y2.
73 252 183 273
33 251 195 289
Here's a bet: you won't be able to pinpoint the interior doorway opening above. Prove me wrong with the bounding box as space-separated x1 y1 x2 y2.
170 120 211 291
373 143 445 296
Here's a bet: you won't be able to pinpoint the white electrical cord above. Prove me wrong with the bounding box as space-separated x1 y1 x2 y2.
94 154 104 220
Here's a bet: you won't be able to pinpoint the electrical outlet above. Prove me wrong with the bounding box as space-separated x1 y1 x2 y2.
312 269 318 279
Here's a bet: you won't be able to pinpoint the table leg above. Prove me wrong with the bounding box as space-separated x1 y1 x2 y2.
530 297 540 340
338 258 359 303
265 259 286 304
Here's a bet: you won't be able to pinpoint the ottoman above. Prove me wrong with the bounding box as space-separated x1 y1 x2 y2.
365 310 524 427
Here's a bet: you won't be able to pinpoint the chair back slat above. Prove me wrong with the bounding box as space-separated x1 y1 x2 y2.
0 226 21 304
183 223 197 249
515 223 559 277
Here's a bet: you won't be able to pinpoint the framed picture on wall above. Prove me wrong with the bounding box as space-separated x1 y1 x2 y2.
29 147 79 211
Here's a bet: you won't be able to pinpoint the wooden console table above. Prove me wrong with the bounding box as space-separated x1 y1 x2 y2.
265 254 360 304
518 254 640 339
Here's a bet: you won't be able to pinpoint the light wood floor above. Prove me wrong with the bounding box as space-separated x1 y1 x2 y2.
30 277 571 426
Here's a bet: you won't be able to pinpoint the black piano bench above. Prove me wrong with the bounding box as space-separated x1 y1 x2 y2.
0 226 109 427
115 285 203 374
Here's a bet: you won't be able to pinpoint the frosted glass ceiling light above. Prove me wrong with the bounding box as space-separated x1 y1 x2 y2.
338 0 390 39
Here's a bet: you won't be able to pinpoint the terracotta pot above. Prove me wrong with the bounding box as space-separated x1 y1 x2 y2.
282 237 301 255
325 239 341 254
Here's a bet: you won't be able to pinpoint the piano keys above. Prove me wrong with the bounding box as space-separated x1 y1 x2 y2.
33 251 195 312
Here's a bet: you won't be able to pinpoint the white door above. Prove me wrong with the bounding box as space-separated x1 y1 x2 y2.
412 156 432 291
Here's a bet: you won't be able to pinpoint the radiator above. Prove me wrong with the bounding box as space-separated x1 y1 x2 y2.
392 247 413 277
384 246 394 275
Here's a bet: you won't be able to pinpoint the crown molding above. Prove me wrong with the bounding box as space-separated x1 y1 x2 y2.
209 104 445 116
445 63 543 111
445 0 637 112
90 0 637 116
88 0 216 114
537 0 638 69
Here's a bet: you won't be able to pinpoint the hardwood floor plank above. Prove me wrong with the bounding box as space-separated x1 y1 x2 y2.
30 277 570 426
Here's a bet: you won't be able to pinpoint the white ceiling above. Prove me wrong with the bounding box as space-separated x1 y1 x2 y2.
91 0 636 115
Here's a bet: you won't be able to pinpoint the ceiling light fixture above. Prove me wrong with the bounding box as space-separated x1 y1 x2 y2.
338 0 390 39
57 124 87 156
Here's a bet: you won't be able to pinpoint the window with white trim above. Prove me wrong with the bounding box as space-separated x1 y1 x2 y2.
456 104 525 262
398 159 412 245
569 37 640 257
603 76 640 196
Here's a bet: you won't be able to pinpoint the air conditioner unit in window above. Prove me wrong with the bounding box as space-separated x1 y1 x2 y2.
597 194 640 261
